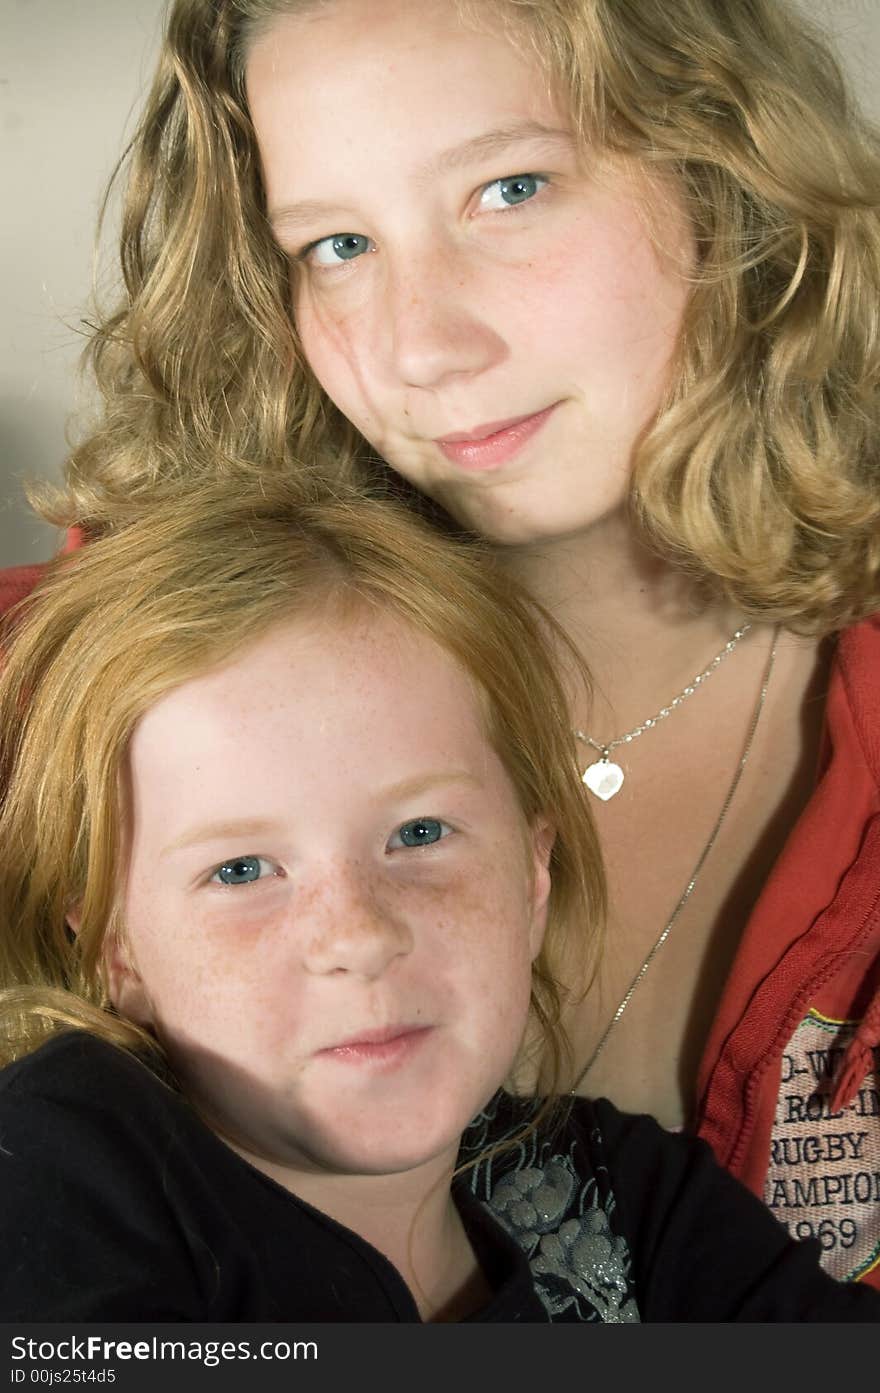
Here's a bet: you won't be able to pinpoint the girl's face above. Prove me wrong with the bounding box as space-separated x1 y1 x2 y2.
112 607 551 1190
247 0 692 547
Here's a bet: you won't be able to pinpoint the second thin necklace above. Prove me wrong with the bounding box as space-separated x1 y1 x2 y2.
570 624 780 1093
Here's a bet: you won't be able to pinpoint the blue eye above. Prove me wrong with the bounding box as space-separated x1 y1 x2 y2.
479 173 547 210
211 856 277 886
308 233 373 266
388 818 450 850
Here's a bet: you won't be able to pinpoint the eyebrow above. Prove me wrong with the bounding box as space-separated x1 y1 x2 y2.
160 773 482 858
380 770 483 802
161 818 280 859
267 122 574 235
424 122 574 177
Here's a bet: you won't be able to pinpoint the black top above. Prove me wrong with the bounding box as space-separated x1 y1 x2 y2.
0 1032 877 1322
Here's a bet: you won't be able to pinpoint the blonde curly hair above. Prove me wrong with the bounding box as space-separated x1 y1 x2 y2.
42 0 880 633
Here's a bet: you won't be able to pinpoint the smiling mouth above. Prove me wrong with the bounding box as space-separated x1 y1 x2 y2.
433 403 559 472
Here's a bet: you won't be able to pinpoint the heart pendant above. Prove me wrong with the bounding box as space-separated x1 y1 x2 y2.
582 759 624 801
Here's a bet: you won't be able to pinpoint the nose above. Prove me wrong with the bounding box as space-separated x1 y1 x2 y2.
384 240 507 391
299 861 413 980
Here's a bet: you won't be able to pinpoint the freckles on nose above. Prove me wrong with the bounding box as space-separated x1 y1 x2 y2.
296 878 332 929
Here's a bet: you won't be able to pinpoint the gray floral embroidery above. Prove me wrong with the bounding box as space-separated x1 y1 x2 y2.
462 1104 641 1323
487 1159 575 1245
531 1206 639 1322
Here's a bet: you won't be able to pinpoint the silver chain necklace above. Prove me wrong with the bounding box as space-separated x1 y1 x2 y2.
570 625 780 1095
575 623 753 800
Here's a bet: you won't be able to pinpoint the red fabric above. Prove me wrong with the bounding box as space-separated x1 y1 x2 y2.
696 616 880 1286
0 564 47 618
0 530 84 620
830 990 880 1115
61 526 86 554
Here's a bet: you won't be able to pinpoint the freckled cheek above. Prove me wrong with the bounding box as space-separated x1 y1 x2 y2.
295 291 389 434
125 894 290 1036
491 218 683 363
417 878 535 1018
152 952 307 1080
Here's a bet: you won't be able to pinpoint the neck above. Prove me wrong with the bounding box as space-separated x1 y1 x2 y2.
502 507 744 736
235 1142 485 1321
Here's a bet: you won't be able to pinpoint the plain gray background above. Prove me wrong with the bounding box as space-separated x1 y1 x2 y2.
2 0 879 566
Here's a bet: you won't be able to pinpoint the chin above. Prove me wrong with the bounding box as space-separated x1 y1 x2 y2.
437 501 588 549
290 1089 488 1179
426 482 615 550
316 1114 466 1177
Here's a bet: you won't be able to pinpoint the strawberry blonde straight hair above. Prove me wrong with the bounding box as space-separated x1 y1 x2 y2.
39 0 880 633
0 474 602 1092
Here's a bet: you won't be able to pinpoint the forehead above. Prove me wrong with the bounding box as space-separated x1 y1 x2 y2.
127 604 496 779
246 0 528 85
245 0 563 199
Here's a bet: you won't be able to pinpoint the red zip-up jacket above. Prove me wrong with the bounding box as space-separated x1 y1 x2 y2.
2 550 878 1287
696 614 880 1287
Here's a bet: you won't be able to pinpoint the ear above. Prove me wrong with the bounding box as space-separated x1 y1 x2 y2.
527 814 555 961
100 924 155 1029
66 903 155 1027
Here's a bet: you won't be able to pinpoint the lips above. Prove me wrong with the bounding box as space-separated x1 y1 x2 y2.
317 1023 432 1068
325 1024 424 1050
433 403 559 472
437 413 538 444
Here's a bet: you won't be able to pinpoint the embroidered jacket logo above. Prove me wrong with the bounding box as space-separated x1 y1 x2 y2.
765 1009 880 1282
